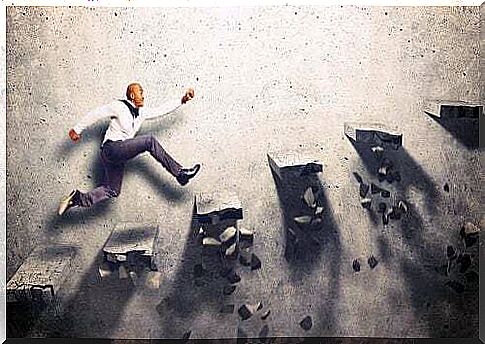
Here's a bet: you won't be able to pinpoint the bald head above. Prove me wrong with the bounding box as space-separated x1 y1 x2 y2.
126 83 144 108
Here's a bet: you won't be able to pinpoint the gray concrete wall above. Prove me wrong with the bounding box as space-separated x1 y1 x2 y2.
6 5 482 338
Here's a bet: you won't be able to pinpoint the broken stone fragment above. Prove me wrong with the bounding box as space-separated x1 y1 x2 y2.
460 222 480 237
361 198 372 209
352 259 361 272
398 201 408 213
227 270 241 284
251 254 262 270
219 226 238 244
368 255 378 269
238 304 254 320
371 145 385 158
225 242 238 259
360 183 370 198
239 227 254 241
378 166 388 176
445 280 465 294
261 309 271 320
315 206 324 215
223 285 237 295
203 237 222 247
303 187 316 208
300 316 313 331
294 216 313 224
221 304 235 314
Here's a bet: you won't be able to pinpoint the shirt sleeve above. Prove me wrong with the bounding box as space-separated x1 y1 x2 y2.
72 102 116 134
141 98 183 120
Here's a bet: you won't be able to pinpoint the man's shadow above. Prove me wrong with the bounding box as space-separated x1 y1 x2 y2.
269 165 342 333
348 137 479 337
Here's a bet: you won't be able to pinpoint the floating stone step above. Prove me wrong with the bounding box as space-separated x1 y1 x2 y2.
344 122 402 149
267 152 323 180
424 100 482 119
103 222 159 271
7 244 77 304
195 192 243 224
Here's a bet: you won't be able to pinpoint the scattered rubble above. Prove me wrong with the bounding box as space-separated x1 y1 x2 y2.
368 255 378 269
300 316 313 331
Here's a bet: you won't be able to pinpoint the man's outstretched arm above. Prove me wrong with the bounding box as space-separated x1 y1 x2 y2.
69 103 115 142
142 88 195 120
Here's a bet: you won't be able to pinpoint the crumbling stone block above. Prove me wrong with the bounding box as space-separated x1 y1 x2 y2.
195 192 243 224
344 122 402 149
424 99 482 119
267 152 323 180
103 222 159 271
7 244 76 304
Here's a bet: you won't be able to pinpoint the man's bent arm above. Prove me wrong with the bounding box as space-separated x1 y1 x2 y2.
142 99 184 120
72 103 115 135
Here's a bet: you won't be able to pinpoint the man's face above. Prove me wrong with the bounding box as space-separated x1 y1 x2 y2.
130 84 144 107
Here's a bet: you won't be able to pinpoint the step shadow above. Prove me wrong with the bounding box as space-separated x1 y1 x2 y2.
425 112 479 150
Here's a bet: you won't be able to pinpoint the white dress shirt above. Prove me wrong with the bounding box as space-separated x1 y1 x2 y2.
73 98 183 144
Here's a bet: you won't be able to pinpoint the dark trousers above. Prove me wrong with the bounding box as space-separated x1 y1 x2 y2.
76 135 182 207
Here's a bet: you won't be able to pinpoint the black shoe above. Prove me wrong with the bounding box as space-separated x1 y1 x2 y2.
176 164 201 186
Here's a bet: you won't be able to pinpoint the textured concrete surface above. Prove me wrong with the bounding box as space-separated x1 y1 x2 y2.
6 5 482 339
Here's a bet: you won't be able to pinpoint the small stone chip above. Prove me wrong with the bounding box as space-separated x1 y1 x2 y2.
315 206 324 215
368 255 378 269
361 198 372 209
251 254 262 270
219 226 237 243
352 259 361 272
223 285 236 295
203 237 222 247
238 304 254 320
300 316 312 330
225 242 238 259
303 187 316 208
261 309 271 320
294 216 313 224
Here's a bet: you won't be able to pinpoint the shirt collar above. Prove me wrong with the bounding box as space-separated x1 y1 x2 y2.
127 99 138 109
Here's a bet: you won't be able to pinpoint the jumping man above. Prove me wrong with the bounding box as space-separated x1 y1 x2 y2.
58 83 200 215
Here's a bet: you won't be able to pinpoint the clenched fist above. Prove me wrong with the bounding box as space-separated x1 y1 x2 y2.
69 128 81 142
181 88 195 104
